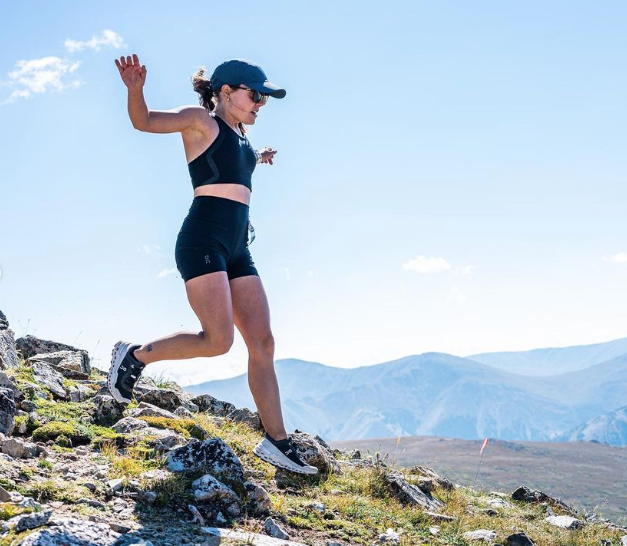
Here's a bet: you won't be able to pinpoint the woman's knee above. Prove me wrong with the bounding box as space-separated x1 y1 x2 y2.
198 329 234 356
248 332 275 358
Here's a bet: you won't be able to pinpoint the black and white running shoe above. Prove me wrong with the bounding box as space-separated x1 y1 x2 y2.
253 432 319 475
107 341 145 404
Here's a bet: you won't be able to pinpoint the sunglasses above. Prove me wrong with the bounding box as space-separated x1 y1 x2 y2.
232 85 270 104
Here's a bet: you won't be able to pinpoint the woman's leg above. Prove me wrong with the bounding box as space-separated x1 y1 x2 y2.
133 271 235 364
230 274 287 441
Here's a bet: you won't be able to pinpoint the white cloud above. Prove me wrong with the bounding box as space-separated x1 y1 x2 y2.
64 29 126 53
603 252 627 264
402 255 452 274
157 268 178 278
447 284 466 302
1 57 82 104
2 29 125 104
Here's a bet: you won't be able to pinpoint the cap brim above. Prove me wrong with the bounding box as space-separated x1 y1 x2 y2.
248 81 286 99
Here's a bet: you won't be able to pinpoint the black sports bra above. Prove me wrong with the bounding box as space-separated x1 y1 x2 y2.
187 113 257 192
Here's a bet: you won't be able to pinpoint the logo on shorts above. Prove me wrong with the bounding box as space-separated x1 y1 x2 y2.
204 255 211 264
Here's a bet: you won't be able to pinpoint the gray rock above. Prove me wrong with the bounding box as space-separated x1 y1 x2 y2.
0 310 8 330
226 407 263 430
263 517 290 540
383 472 444 511
506 532 536 545
67 383 94 402
512 486 578 516
286 431 341 474
18 516 121 545
0 485 11 501
127 402 179 420
7 508 52 532
92 395 125 425
0 327 19 370
463 529 498 541
620 536 627 546
27 350 90 377
192 474 240 503
244 481 272 515
16 335 89 363
166 437 245 485
545 515 584 530
0 388 16 435
409 465 455 491
190 393 235 416
31 361 66 400
134 385 184 412
0 371 21 402
174 406 194 418
112 417 149 433
0 437 38 458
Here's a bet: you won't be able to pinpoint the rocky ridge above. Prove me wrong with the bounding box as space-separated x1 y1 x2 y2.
0 311 626 545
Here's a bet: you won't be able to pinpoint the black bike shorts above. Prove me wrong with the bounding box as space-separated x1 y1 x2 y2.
175 195 259 283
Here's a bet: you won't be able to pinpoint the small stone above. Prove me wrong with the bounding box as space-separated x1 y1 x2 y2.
378 528 401 544
107 478 125 492
463 529 498 542
506 532 536 546
545 515 583 530
264 516 290 540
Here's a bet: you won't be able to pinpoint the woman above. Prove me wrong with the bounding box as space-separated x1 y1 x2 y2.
107 54 317 475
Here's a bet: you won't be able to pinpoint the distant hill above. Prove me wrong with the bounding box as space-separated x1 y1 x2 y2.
559 406 627 445
184 350 627 443
468 336 627 376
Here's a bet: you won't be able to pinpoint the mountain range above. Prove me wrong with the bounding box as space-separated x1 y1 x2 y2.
183 337 627 445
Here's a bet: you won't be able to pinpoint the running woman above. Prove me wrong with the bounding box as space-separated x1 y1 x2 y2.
107 54 317 475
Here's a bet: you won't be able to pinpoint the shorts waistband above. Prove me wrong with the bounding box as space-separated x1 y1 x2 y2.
191 195 249 209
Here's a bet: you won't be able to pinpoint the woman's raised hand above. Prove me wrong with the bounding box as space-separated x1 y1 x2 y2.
114 53 146 90
259 147 278 165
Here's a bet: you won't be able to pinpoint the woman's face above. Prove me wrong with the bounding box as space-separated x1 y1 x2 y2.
224 84 269 124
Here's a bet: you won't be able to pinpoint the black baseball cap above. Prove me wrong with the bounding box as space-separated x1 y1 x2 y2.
210 58 286 99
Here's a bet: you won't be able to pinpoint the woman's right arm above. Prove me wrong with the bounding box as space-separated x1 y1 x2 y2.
115 54 205 134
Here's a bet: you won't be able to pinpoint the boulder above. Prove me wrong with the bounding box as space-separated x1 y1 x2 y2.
192 473 240 503
383 472 444 511
27 349 90 377
18 516 121 545
31 361 66 400
226 407 263 430
166 437 245 485
91 395 125 425
0 388 16 435
512 486 578 517
127 401 179 420
0 311 19 370
190 393 235 416
16 335 89 364
134 385 184 412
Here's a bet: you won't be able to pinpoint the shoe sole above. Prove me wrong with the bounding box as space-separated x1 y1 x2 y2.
253 438 319 475
107 340 133 404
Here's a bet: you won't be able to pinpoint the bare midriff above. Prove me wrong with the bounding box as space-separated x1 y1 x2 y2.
193 183 251 206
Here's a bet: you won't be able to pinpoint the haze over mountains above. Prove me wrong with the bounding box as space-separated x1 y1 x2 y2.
184 337 627 445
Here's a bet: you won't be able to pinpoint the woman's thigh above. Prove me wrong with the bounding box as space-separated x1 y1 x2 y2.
184 271 234 346
230 275 273 353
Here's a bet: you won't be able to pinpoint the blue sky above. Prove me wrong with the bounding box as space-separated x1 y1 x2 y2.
1 1 626 386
